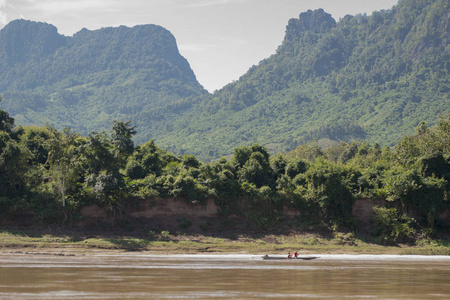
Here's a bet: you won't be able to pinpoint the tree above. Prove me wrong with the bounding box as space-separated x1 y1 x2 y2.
0 131 29 197
271 154 287 178
44 126 82 208
285 158 308 178
110 120 136 164
20 126 52 165
300 159 354 223
0 108 14 133
234 145 274 188
82 131 116 174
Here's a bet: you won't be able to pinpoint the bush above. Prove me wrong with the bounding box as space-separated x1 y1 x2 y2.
370 206 416 244
178 218 192 229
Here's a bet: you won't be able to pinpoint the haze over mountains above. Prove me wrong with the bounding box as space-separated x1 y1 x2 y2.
0 0 448 161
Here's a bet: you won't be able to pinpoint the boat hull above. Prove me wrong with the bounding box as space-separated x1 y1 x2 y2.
262 255 318 260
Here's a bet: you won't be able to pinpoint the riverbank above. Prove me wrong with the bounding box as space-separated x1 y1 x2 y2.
1 228 449 256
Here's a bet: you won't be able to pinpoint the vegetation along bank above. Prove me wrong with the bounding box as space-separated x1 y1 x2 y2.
0 105 449 251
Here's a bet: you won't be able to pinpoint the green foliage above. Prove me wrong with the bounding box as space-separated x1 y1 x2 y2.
126 174 159 200
0 106 449 237
0 20 206 145
0 1 448 162
378 167 419 205
284 141 325 162
44 126 84 208
153 0 449 161
201 159 241 215
285 159 308 178
0 131 28 197
234 144 275 188
110 120 136 163
81 132 116 174
419 152 450 180
299 159 355 224
370 206 416 244
178 218 192 229
0 107 14 133
86 171 125 204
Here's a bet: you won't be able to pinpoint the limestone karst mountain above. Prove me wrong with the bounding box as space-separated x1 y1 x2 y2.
0 0 448 161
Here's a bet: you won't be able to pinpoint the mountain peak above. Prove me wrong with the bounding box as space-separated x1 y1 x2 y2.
0 19 66 65
0 19 206 136
285 9 336 41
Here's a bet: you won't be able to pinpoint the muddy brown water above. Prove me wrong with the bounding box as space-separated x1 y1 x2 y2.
0 254 449 299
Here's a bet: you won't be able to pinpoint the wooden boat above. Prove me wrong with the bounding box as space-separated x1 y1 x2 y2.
262 255 318 260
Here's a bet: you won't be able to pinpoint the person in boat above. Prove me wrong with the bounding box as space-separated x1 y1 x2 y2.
287 252 292 258
294 251 298 258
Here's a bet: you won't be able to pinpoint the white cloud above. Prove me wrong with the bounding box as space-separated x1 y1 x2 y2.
0 0 8 25
186 0 245 8
2 0 115 17
35 0 112 15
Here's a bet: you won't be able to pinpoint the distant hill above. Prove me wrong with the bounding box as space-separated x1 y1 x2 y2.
0 0 449 161
153 0 449 160
0 19 207 139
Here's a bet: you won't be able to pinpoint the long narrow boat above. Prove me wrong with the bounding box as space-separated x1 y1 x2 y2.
262 255 318 260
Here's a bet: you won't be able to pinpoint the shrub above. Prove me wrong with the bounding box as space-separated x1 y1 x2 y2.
178 218 192 229
370 206 416 244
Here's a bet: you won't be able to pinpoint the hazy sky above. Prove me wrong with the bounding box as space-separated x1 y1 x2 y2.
0 0 398 92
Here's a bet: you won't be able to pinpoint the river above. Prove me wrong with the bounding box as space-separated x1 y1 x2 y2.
0 253 449 299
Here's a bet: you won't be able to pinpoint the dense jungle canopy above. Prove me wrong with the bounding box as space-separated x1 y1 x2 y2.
0 105 449 243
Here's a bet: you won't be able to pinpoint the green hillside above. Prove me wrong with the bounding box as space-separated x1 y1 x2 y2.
0 0 448 162
154 0 449 160
0 19 207 139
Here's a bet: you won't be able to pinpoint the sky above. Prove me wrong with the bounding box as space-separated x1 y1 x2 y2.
0 0 399 92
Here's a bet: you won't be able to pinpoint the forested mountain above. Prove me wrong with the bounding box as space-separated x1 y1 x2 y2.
0 0 448 161
154 0 449 160
0 19 207 139
0 0 449 238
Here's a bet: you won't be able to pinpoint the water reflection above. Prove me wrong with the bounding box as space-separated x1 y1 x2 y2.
0 254 449 299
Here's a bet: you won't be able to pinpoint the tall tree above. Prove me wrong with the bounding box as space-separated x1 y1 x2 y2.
44 126 82 208
110 120 136 165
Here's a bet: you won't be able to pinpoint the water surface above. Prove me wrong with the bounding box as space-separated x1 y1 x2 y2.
0 253 449 299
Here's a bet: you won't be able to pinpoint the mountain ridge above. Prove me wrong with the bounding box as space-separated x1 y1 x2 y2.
0 0 448 161
153 0 449 160
0 19 207 136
